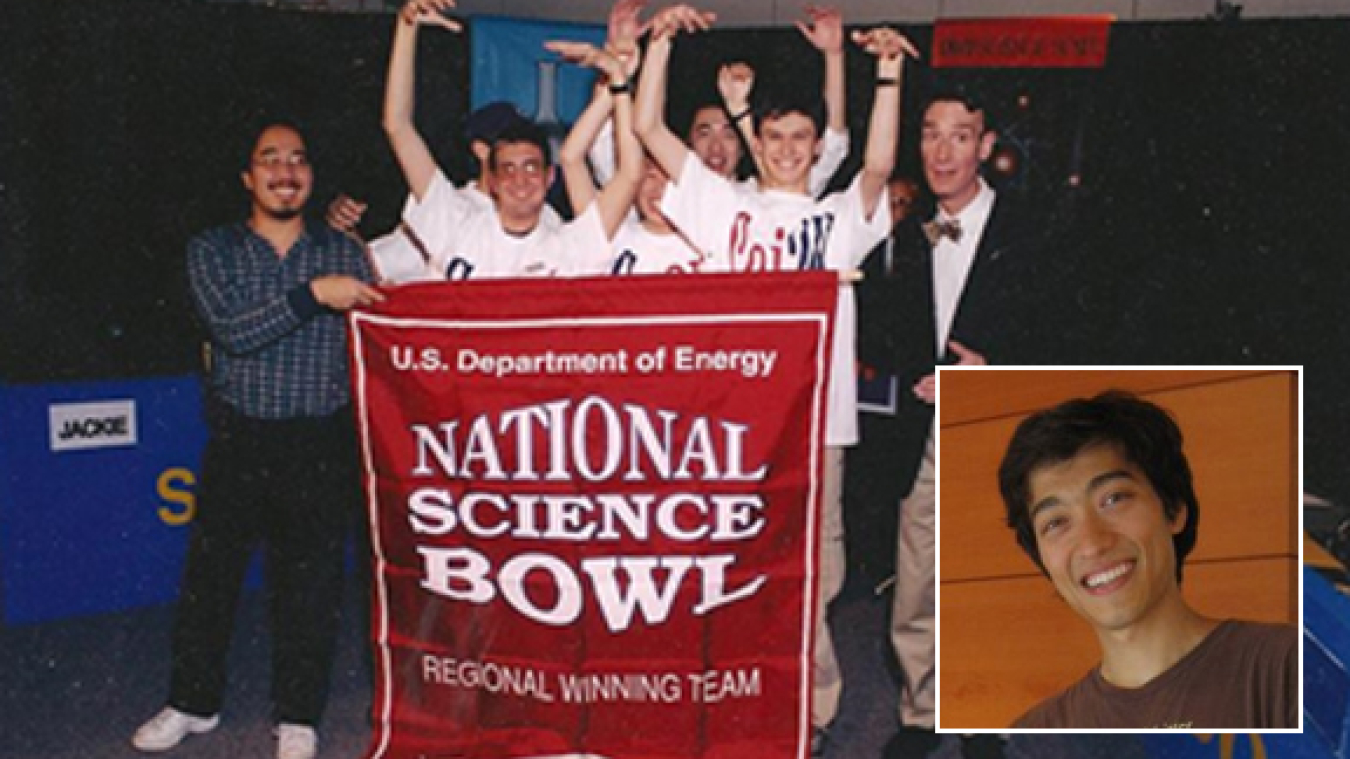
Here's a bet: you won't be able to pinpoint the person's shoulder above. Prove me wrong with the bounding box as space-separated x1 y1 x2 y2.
1220 619 1299 657
187 222 248 257
540 202 564 230
558 203 605 239
985 189 1077 255
305 220 362 254
1011 670 1099 729
672 153 730 193
1013 689 1071 729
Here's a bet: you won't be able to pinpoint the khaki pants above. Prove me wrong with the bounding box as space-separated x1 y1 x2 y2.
890 434 935 727
814 445 846 728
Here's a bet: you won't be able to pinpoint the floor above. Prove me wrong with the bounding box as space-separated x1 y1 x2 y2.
0 575 1155 759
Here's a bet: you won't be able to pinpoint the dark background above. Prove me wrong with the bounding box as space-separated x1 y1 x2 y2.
2 0 1346 501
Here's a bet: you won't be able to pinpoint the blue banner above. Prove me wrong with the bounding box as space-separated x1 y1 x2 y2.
0 377 208 624
470 15 605 127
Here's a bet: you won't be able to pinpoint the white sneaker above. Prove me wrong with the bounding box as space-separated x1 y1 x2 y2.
131 706 219 752
275 723 318 759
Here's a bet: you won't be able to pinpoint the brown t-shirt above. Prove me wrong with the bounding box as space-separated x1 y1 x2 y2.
1013 620 1299 729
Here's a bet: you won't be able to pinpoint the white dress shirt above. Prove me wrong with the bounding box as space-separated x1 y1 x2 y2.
931 179 996 355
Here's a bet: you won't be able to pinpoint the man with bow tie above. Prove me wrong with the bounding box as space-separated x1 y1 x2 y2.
859 84 1057 758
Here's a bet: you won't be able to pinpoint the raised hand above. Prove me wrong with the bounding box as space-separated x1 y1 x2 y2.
545 40 625 82
850 27 920 61
717 62 755 113
797 5 843 55
648 4 715 41
608 1 649 51
400 0 461 32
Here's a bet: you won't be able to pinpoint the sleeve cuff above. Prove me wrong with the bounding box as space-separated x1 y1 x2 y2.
287 283 325 319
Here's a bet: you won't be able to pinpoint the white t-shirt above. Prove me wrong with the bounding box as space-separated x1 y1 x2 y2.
368 178 566 284
661 153 889 446
366 226 429 284
610 220 725 276
397 170 611 281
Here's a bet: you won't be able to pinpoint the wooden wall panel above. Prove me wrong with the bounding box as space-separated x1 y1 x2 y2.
938 369 1274 427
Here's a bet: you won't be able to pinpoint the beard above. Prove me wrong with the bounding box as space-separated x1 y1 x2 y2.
263 204 305 221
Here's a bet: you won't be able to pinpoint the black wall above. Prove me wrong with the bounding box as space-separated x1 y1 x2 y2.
1 0 467 380
2 2 1345 498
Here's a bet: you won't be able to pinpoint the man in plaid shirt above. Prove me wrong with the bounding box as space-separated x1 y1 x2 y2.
132 120 383 759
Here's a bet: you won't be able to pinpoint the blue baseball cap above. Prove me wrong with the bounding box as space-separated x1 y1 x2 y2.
465 101 530 143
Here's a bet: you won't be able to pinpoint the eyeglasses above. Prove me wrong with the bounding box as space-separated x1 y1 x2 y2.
252 153 310 170
494 159 546 178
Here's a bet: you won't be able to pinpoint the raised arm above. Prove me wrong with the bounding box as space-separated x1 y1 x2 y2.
550 44 618 221
718 62 761 174
382 0 461 201
607 0 648 79
801 6 850 194
586 0 647 186
799 5 846 135
634 4 715 183
549 41 642 239
852 27 919 219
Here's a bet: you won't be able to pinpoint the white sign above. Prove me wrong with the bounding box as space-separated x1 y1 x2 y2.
49 399 138 452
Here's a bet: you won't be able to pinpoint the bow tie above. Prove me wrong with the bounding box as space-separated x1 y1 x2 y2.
923 218 963 246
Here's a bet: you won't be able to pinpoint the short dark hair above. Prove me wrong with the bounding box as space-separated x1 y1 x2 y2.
240 117 306 171
466 101 528 143
488 120 552 170
998 391 1200 582
682 99 727 139
922 82 996 134
753 86 825 138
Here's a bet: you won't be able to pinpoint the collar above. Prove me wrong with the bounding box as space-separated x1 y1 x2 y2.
933 178 996 232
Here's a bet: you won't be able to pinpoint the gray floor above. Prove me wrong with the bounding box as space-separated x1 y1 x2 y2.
0 579 1146 759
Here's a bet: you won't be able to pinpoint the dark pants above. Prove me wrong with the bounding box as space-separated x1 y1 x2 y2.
168 403 359 726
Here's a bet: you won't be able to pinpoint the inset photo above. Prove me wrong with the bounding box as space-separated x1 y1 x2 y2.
935 368 1300 732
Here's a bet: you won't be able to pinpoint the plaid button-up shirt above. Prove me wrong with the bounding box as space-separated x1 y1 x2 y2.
188 221 374 419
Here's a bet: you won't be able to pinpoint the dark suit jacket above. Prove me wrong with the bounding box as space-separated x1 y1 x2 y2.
857 194 1059 490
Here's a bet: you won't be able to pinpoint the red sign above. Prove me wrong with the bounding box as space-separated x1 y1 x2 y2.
350 272 837 759
932 17 1113 69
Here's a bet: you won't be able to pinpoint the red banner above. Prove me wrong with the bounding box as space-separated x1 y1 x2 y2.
932 17 1113 69
350 272 837 759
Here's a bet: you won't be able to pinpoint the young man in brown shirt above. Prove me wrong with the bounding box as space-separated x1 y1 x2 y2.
999 391 1298 729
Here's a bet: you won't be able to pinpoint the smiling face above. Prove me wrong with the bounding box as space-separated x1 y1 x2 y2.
687 106 742 179
487 141 552 232
754 112 820 193
241 125 312 221
1028 444 1189 636
920 100 996 216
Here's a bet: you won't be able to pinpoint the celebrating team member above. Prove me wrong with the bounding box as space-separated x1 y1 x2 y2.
717 4 850 197
634 5 917 753
327 100 565 282
382 0 640 281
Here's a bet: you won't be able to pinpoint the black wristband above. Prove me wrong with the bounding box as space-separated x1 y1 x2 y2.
730 108 752 123
876 77 899 87
608 79 632 96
